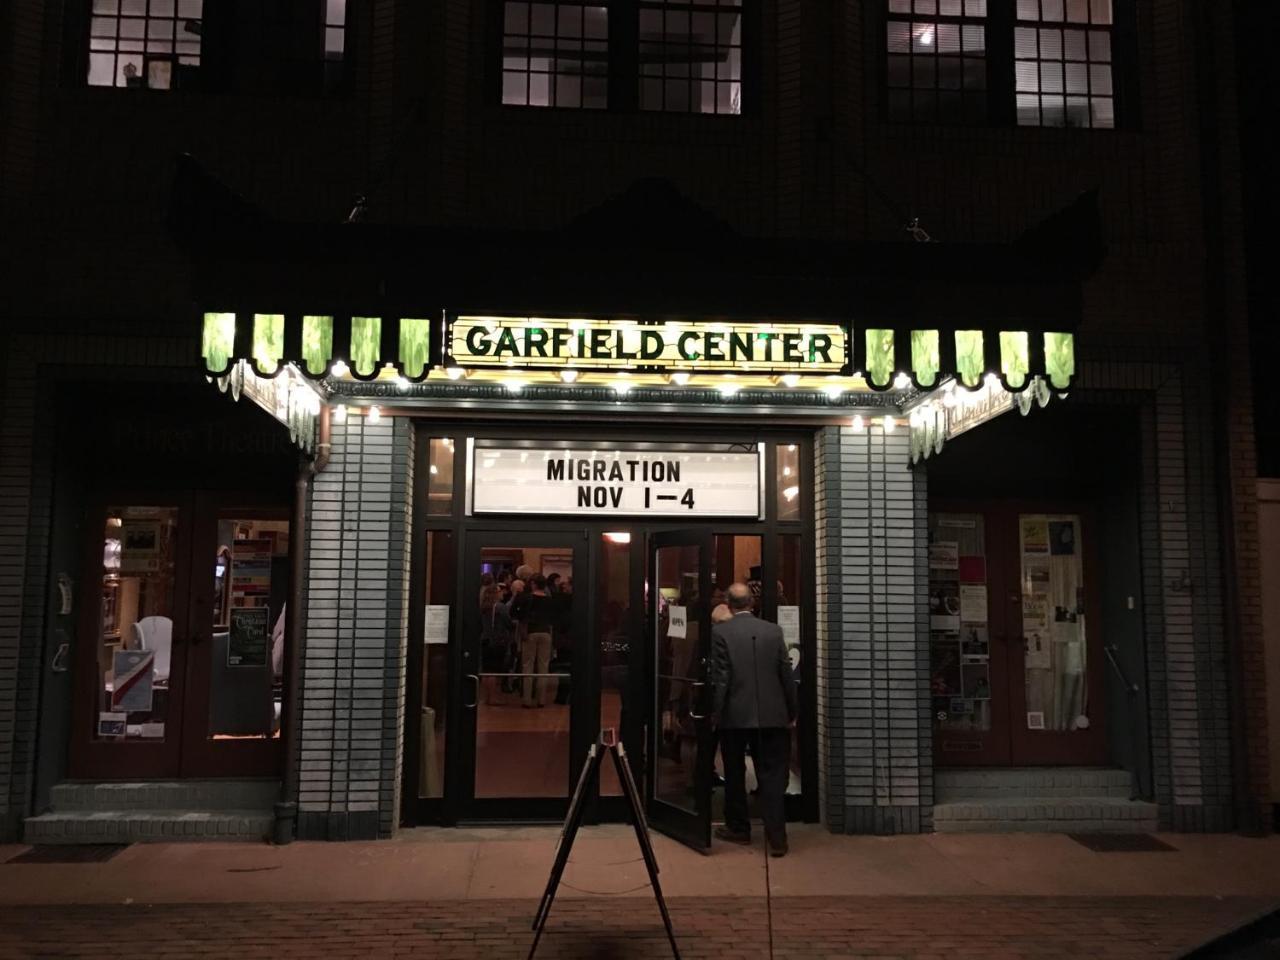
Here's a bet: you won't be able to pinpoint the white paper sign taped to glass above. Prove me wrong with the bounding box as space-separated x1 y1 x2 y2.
666 605 688 639
111 650 154 712
472 447 763 518
424 604 450 645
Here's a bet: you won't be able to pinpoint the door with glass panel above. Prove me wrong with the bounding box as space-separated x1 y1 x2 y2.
1006 508 1105 765
71 496 194 778
458 531 589 817
71 493 289 779
929 504 1104 766
647 530 714 852
180 495 289 776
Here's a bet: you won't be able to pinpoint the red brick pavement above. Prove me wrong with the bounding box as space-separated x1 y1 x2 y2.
0 896 1272 960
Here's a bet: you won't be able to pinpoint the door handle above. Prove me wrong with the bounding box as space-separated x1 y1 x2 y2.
689 680 708 720
463 674 480 709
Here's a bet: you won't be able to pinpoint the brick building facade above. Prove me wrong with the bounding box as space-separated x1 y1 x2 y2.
0 0 1267 843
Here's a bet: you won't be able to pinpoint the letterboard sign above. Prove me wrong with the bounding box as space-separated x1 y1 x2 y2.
448 316 849 375
471 446 762 518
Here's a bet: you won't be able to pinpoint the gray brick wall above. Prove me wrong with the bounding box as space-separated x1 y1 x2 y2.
815 422 930 834
297 414 412 840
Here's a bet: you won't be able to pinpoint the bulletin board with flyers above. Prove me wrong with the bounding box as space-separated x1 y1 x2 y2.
928 514 992 737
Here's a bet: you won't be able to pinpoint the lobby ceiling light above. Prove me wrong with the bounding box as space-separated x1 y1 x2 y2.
882 414 896 433
851 414 865 433
331 360 349 377
717 381 741 398
894 372 912 390
332 403 348 423
668 372 691 386
504 380 525 395
445 366 466 380
367 405 381 423
612 378 632 396
822 382 844 401
396 376 410 391
604 531 632 544
560 369 579 383
782 484 799 501
780 374 801 388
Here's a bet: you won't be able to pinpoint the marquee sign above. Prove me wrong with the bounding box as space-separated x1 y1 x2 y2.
470 445 763 518
447 316 850 375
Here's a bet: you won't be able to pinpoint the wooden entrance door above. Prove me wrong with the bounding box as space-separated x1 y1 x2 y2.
930 502 1106 767
70 493 288 780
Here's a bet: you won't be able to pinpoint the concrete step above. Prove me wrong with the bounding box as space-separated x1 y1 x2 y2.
23 809 274 844
49 779 279 812
935 767 1133 801
932 797 1159 833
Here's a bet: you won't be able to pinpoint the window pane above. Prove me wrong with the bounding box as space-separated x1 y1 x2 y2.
776 533 803 796
886 1 987 124
639 0 741 114
1020 516 1088 732
598 532 632 796
475 545 574 798
95 508 180 742
1015 4 1114 127
929 513 992 733
86 0 201 88
208 518 289 740
418 531 453 798
776 443 801 521
426 437 455 516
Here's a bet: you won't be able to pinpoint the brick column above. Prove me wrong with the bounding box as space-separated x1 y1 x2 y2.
815 422 931 833
298 414 413 840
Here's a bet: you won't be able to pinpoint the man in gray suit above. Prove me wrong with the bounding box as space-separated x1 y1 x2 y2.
710 582 798 856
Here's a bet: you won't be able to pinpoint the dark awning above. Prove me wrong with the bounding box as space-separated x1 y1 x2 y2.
175 156 1099 392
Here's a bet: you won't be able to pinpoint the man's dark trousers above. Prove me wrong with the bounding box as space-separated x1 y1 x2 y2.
720 727 790 847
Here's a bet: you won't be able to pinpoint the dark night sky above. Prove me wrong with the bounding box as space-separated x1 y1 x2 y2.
1237 1 1280 477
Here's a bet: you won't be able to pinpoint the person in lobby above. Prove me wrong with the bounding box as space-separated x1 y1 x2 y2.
710 582 797 857
512 574 555 708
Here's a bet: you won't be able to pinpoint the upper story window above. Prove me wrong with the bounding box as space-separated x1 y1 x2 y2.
1014 0 1114 128
886 0 987 124
500 0 748 113
502 2 610 108
883 0 1120 129
88 0 204 90
639 0 742 115
324 0 349 91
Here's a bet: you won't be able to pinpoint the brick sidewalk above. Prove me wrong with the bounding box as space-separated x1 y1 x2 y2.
1 896 1271 960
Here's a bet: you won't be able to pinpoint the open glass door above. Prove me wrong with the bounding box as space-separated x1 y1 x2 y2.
647 530 714 852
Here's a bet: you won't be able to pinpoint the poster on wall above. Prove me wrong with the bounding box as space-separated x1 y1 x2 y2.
928 542 959 570
929 581 961 633
231 539 272 602
1021 518 1049 554
959 585 987 624
228 606 270 667
110 650 154 712
777 606 800 646
119 520 162 574
424 605 450 645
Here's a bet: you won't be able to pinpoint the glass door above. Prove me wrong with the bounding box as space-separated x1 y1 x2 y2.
70 496 193 779
179 494 289 777
457 531 589 818
647 530 714 852
1008 509 1107 765
69 493 289 780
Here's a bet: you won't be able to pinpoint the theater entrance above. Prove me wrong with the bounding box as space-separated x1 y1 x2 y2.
404 429 816 845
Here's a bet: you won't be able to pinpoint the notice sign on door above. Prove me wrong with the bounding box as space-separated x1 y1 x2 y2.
471 446 762 518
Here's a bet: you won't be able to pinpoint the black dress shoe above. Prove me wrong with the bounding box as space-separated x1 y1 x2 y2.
715 826 751 845
768 839 789 857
